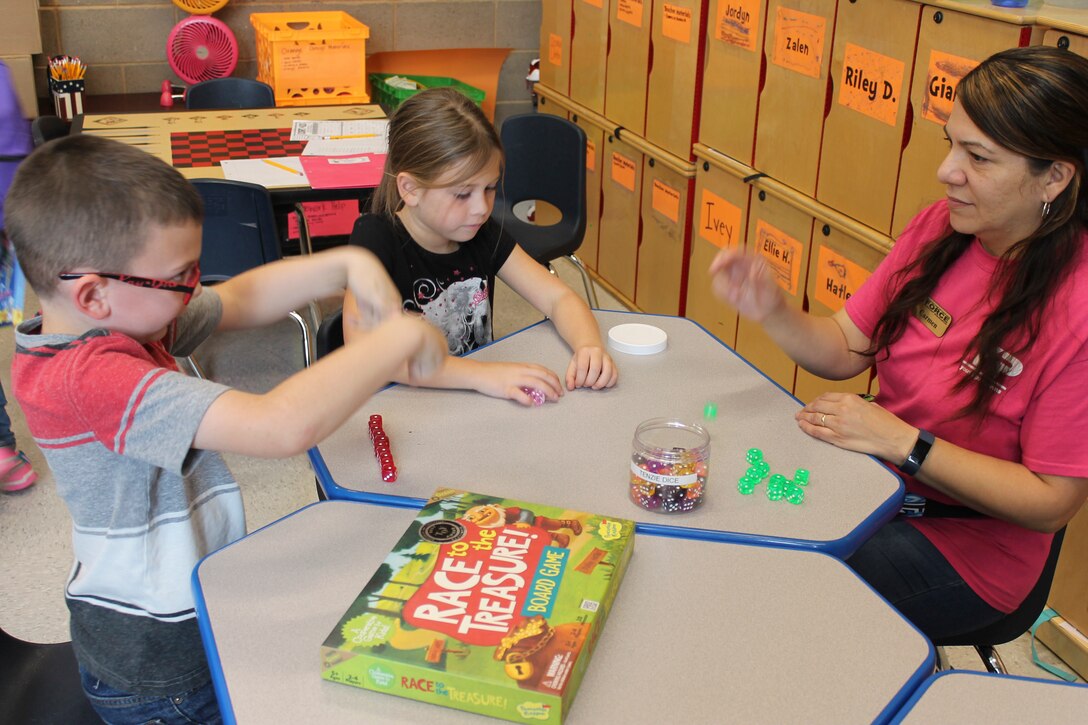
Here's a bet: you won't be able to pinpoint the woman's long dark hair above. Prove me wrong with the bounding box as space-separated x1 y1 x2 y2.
866 46 1088 420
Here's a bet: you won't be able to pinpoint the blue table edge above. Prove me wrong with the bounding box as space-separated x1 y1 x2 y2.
887 669 1088 723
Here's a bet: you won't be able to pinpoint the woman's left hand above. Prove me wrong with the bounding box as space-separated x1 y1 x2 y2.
796 393 919 465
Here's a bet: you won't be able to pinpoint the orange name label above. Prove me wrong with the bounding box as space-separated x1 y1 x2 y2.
548 33 563 67
771 8 826 79
698 188 742 249
921 50 978 126
617 0 644 27
586 139 597 173
652 179 681 223
755 219 803 296
838 43 905 127
611 152 637 192
584 0 604 8
715 0 761 52
814 245 871 311
662 3 693 44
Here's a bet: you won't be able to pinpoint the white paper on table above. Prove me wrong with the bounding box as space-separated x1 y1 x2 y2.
302 137 388 156
219 157 309 188
290 119 389 143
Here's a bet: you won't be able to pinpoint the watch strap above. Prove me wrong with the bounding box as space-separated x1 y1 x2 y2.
900 429 935 476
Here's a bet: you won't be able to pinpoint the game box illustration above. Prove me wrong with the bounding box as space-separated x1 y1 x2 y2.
321 488 636 723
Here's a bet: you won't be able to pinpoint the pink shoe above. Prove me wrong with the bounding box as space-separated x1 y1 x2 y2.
0 447 38 492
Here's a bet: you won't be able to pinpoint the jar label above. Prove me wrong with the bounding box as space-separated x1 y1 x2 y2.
631 462 698 486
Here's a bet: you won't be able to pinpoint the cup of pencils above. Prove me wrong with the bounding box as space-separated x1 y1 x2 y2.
48 55 86 121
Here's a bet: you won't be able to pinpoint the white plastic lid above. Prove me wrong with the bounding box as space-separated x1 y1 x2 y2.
608 323 668 355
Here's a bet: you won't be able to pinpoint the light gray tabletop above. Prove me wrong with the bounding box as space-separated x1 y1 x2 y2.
311 311 902 557
193 501 933 725
892 670 1088 724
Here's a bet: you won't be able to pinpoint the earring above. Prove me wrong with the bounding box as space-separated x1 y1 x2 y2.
1042 200 1052 219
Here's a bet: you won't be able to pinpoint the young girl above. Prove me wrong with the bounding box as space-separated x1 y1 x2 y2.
343 87 618 406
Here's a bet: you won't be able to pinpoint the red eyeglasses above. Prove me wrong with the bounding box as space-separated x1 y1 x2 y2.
58 264 201 305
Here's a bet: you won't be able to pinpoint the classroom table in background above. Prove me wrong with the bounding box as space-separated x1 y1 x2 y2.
890 670 1088 724
310 310 903 558
193 500 934 724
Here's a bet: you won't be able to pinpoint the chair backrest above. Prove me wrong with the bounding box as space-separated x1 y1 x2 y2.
491 113 587 264
316 307 344 360
0 626 101 724
30 115 70 148
934 527 1066 647
186 78 275 110
192 179 282 281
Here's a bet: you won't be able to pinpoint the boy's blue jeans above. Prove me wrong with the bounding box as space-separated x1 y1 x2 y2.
79 667 222 725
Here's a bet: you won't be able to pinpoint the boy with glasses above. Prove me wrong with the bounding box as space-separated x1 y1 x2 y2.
3 135 446 724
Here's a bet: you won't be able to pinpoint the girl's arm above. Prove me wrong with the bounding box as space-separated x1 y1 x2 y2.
498 246 618 390
794 392 1088 532
193 314 447 457
709 248 873 380
342 292 566 406
214 247 400 332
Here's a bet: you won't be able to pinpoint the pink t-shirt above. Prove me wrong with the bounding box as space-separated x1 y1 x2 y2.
845 200 1088 612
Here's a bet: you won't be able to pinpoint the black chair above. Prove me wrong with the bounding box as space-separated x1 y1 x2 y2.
31 115 70 147
934 527 1066 673
185 78 276 110
492 113 598 307
0 626 101 724
185 179 320 377
316 306 345 360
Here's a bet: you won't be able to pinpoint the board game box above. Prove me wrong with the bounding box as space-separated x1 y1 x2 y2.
321 488 636 723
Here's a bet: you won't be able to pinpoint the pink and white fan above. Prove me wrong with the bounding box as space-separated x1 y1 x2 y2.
166 16 238 85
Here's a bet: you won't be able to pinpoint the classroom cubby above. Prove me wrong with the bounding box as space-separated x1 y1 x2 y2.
539 0 574 94
733 184 818 392
685 144 757 347
644 0 710 160
891 7 1036 238
570 0 611 113
605 0 654 133
698 0 770 165
598 126 646 303
752 0 837 197
815 0 922 235
634 140 697 314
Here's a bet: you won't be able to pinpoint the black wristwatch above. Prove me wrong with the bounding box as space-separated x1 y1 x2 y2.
900 429 935 476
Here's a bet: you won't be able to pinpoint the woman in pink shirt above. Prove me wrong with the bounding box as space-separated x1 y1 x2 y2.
709 46 1088 640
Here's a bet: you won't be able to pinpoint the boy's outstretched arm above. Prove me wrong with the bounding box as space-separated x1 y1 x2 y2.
193 314 447 458
213 247 401 332
498 246 617 390
343 294 565 407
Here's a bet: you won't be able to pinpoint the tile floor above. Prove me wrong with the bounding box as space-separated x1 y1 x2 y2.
1 257 1081 690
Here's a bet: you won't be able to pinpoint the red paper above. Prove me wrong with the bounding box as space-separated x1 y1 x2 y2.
298 153 387 190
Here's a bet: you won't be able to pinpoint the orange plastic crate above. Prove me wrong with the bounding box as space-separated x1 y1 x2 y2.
250 12 370 107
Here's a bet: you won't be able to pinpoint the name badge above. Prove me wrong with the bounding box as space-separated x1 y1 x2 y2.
914 297 952 337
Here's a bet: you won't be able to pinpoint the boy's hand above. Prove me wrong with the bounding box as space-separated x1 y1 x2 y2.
566 346 618 390
346 251 403 329
392 315 448 381
460 361 564 406
708 248 785 322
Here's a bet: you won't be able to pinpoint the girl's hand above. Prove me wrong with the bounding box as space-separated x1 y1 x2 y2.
566 346 618 390
708 248 786 322
471 362 565 406
795 392 919 465
345 250 402 329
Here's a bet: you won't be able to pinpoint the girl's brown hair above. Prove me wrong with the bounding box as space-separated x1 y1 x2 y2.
370 87 502 218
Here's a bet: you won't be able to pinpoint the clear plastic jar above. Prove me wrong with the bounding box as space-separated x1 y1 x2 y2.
629 418 710 513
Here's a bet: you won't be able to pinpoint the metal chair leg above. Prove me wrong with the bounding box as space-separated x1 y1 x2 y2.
976 645 1008 674
567 254 600 308
180 354 207 379
293 203 314 256
288 310 314 368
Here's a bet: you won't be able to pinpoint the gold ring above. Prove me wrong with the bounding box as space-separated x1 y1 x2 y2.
820 413 827 426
